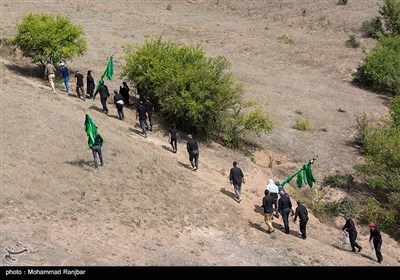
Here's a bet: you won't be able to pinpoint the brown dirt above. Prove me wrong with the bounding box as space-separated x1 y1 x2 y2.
1 0 399 267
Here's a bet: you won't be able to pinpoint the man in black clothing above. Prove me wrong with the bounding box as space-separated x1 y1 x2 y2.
91 134 104 169
119 81 130 106
294 200 309 239
186 134 199 171
144 97 154 131
93 81 110 114
74 70 85 100
229 161 245 202
368 222 383 263
261 189 275 233
136 100 148 138
278 191 293 234
113 90 125 120
342 214 363 253
169 123 178 153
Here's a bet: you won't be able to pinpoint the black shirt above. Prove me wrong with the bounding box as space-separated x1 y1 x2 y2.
114 93 124 104
262 195 275 214
136 104 147 120
278 195 292 212
294 204 308 221
187 139 198 153
144 100 154 115
169 127 177 140
94 84 109 99
75 73 84 86
369 228 382 242
229 166 244 185
342 218 357 235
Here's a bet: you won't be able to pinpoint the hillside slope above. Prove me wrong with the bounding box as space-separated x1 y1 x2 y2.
1 0 399 266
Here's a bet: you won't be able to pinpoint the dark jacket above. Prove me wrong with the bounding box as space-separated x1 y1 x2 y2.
94 84 109 100
114 93 124 105
278 195 292 212
369 228 382 242
262 195 275 214
87 73 95 94
229 166 244 185
91 134 103 148
187 139 198 153
342 218 358 236
294 203 308 222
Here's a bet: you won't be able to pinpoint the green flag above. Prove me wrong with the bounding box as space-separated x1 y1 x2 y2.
280 158 317 189
84 113 102 148
96 56 114 92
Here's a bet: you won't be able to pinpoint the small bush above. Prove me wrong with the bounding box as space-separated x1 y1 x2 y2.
362 17 383 38
277 34 295 44
345 35 361 48
323 173 354 189
389 96 400 126
337 0 348 5
293 119 310 131
325 199 359 217
337 108 346 113
379 0 400 35
294 109 303 115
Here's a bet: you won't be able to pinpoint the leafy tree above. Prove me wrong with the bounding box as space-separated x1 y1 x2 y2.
353 34 400 95
11 13 87 66
121 38 273 143
379 0 400 35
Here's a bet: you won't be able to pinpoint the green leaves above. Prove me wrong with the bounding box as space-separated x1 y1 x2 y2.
122 38 273 143
11 13 87 66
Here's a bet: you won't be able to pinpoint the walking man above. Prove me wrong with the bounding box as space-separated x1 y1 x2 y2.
113 90 125 120
169 123 178 153
229 161 245 202
186 134 199 171
136 100 148 138
342 214 363 253
59 62 70 93
44 59 56 93
86 70 95 98
144 97 154 131
293 199 309 239
74 70 85 100
368 222 383 263
91 133 104 169
93 81 110 114
261 189 275 233
266 179 279 216
278 190 293 234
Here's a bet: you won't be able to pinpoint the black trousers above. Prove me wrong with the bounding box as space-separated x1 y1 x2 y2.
373 239 383 262
91 145 103 167
189 150 199 169
281 208 291 234
116 105 124 120
101 97 108 113
299 218 308 238
349 233 362 251
170 137 177 152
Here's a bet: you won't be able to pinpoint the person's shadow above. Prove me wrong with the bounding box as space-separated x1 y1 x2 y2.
177 161 193 170
162 145 174 153
220 187 238 202
253 204 264 215
248 221 270 234
129 127 144 137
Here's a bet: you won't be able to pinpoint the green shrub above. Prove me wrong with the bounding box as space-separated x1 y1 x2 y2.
337 0 348 5
389 96 400 126
293 119 310 131
277 34 295 44
379 0 400 35
353 34 400 95
323 173 354 189
11 13 87 67
121 38 273 142
362 17 383 38
345 35 361 48
325 199 359 217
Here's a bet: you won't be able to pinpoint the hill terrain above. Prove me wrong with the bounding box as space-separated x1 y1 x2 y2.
1 0 399 266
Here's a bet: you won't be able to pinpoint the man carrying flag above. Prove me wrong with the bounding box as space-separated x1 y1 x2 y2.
84 113 104 169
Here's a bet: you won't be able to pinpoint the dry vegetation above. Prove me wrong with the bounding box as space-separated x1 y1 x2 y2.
1 0 399 267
